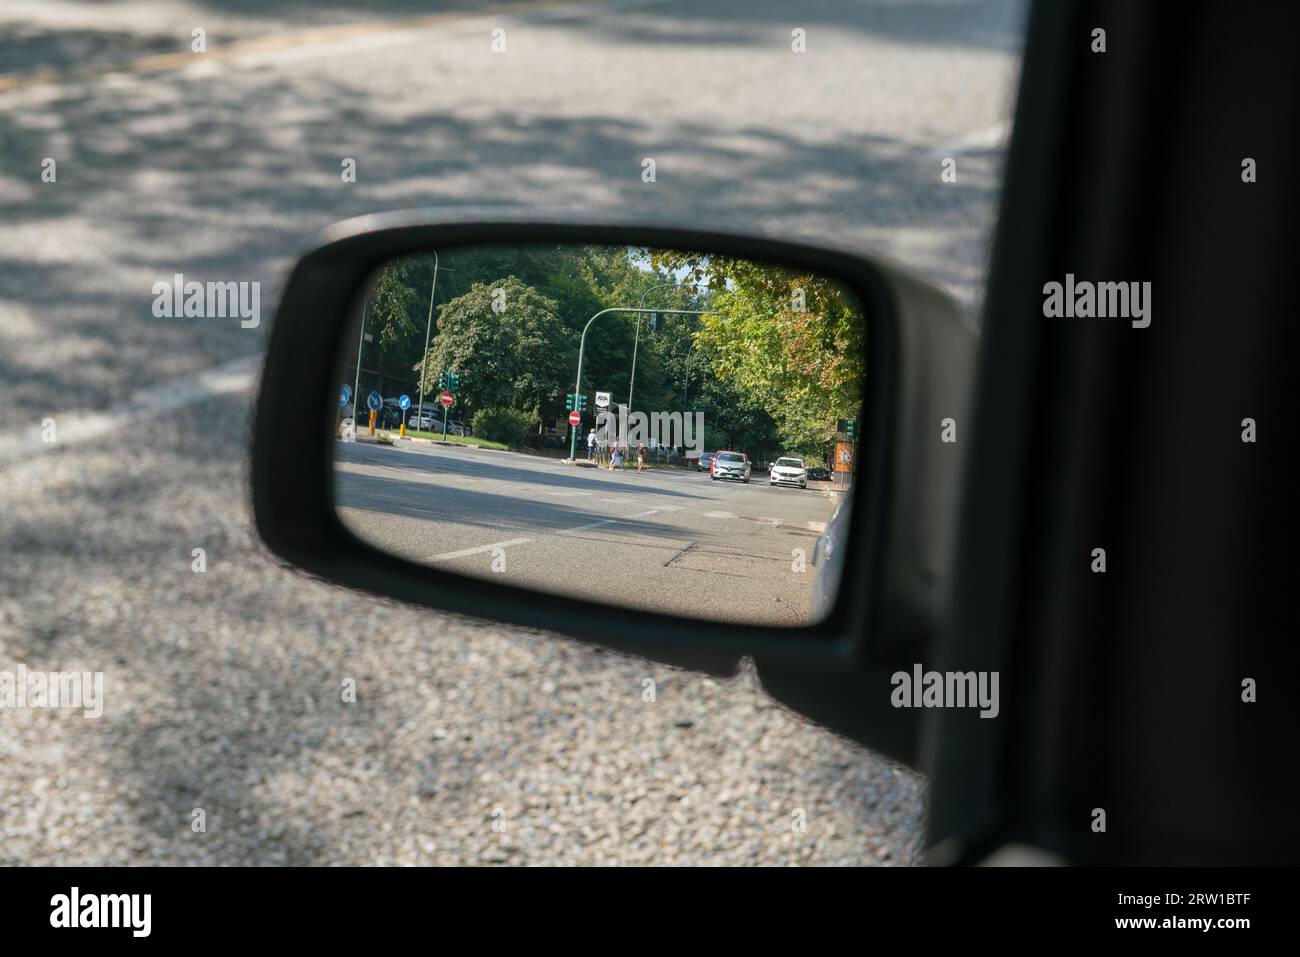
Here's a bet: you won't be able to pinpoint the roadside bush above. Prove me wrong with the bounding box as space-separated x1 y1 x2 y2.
471 407 535 448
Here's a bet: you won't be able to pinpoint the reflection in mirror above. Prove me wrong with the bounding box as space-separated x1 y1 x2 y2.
331 243 866 626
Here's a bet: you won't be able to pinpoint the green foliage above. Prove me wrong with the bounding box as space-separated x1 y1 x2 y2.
650 251 866 455
471 406 536 448
416 277 572 421
358 244 866 463
363 257 431 382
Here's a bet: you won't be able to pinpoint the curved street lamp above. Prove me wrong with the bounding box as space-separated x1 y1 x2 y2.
571 306 709 460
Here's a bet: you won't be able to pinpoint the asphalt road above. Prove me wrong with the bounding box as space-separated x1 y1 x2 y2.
337 442 842 624
1 0 1024 865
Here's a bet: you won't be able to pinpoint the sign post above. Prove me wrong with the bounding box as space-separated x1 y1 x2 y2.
366 390 382 436
439 390 454 440
338 384 351 437
398 394 410 437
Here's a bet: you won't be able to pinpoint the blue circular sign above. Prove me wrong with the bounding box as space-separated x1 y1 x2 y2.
367 390 383 412
339 384 351 407
398 394 411 410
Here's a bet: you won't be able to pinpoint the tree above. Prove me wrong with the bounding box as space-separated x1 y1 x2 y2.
415 278 574 422
362 257 428 390
648 251 865 454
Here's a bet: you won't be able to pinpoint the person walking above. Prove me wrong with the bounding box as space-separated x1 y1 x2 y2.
637 443 647 472
586 427 597 461
609 445 623 470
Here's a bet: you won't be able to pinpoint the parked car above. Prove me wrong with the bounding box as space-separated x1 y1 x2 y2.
769 456 808 488
710 450 751 483
407 409 436 431
695 451 715 472
808 466 831 481
352 401 400 428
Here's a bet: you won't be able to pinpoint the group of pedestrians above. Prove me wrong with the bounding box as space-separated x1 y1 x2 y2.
586 428 648 473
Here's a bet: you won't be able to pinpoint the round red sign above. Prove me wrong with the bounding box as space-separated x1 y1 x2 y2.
568 410 581 426
439 391 454 407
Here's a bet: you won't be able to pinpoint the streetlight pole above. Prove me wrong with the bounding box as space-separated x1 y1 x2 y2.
570 306 709 461
352 295 369 420
415 250 439 430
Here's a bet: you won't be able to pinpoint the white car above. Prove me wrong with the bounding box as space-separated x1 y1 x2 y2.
769 456 808 488
407 409 436 431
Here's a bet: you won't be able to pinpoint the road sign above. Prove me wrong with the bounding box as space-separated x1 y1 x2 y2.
568 410 581 426
339 384 351 407
398 394 410 410
595 391 610 409
439 391 454 407
366 391 382 412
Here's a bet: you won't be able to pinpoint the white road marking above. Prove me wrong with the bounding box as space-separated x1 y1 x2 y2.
702 510 736 519
807 521 828 533
424 537 531 562
0 352 262 468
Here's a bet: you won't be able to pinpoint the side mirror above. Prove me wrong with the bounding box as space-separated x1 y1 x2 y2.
251 210 974 767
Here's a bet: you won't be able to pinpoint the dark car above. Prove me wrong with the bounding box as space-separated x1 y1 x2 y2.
695 451 715 472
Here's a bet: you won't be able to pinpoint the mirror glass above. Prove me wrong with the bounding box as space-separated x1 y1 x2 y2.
331 242 866 626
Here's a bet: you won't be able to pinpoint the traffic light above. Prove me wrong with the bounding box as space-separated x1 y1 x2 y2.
845 418 857 440
448 372 460 391
565 393 575 412
578 393 587 412
437 372 448 391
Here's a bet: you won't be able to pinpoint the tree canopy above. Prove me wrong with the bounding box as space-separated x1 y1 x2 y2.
354 243 866 461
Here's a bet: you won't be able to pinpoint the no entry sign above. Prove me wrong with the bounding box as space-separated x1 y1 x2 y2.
568 410 581 426
439 391 454 407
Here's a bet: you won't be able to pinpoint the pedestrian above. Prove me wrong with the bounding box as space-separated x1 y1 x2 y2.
609 445 623 470
637 443 647 472
586 427 597 461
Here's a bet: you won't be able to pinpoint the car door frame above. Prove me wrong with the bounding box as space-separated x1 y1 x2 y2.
922 0 1299 865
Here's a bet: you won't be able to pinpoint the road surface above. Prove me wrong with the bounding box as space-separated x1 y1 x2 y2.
337 442 842 624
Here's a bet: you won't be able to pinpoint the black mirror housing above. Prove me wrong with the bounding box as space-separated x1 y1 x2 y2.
251 209 974 767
